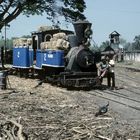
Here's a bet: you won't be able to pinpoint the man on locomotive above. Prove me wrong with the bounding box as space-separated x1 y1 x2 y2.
97 56 109 82
97 55 116 89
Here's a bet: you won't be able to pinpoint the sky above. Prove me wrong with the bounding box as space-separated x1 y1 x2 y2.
1 0 140 45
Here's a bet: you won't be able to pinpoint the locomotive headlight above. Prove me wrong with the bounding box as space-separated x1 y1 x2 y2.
85 55 92 66
85 56 89 65
84 26 93 39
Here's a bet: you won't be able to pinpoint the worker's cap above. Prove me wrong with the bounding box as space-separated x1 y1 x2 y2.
109 60 115 65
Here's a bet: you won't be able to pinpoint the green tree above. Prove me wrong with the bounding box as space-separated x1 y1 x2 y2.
0 38 4 47
119 38 127 46
6 38 13 49
0 0 86 30
21 35 31 38
0 38 13 49
133 35 140 50
99 40 110 51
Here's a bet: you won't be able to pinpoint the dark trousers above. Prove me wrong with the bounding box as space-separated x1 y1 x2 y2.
107 72 115 87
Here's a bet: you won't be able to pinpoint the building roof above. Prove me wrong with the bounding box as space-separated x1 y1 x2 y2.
101 46 115 55
109 31 120 36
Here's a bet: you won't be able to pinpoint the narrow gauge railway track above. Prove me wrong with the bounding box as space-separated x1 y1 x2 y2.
116 77 140 89
87 89 140 111
115 77 140 95
116 79 140 95
115 76 140 88
123 88 140 96
115 72 140 84
102 88 140 103
103 90 140 103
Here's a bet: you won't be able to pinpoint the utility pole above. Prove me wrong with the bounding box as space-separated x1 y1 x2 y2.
0 22 4 67
4 23 6 65
4 23 10 66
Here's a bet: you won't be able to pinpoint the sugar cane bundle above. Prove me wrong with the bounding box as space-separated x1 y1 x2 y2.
51 40 57 50
38 26 53 32
50 37 57 42
13 39 19 47
13 38 27 47
40 42 47 50
53 33 66 40
40 42 52 50
18 38 27 46
56 39 63 48
56 39 70 50
27 38 32 45
62 40 70 49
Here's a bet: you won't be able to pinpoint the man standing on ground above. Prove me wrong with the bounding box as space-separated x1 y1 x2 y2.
107 57 115 89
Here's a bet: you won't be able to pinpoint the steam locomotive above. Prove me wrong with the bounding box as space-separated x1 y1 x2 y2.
12 20 101 88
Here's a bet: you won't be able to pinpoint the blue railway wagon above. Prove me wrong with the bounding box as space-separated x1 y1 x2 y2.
42 49 64 67
35 49 43 68
13 47 33 68
29 49 34 66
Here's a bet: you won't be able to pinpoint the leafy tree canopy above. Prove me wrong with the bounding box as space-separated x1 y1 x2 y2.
99 40 110 51
133 35 140 50
0 0 86 30
119 38 127 46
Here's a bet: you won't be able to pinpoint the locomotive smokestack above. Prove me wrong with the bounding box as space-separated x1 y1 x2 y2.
73 20 92 46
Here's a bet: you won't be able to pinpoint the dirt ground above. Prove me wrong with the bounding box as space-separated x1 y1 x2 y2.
0 63 140 140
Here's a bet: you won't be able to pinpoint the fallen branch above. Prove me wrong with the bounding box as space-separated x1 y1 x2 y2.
94 124 111 130
3 129 14 140
0 119 26 140
96 117 113 120
7 119 24 140
72 126 87 134
94 134 111 140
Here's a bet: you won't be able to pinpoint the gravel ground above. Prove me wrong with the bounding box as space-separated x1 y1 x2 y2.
0 63 140 140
